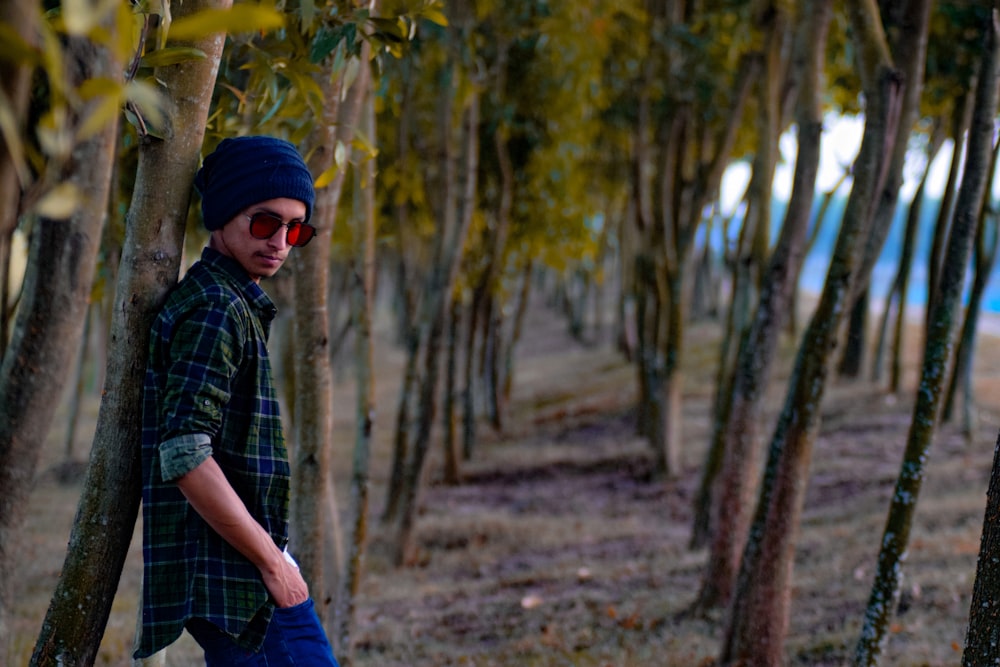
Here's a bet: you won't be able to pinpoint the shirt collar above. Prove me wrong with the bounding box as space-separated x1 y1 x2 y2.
200 247 278 322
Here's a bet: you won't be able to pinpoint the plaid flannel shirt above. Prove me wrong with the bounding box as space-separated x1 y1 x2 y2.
135 247 290 659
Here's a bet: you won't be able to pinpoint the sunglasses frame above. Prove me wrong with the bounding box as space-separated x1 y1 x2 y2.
244 211 317 247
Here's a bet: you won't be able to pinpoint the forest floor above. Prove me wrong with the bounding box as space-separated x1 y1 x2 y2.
9 293 1000 666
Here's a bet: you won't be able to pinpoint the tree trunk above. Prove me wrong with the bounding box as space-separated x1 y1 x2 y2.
30 3 231 663
869 123 942 387
332 62 378 663
926 87 974 328
853 9 999 665
942 136 1000 425
721 5 905 657
694 0 829 611
390 10 480 564
0 28 113 665
963 431 1000 666
291 29 372 625
838 287 868 378
442 295 463 484
61 306 93 466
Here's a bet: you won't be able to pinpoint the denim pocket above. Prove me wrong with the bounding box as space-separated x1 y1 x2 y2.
270 598 339 666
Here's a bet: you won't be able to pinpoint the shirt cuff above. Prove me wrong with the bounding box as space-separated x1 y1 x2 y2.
159 433 213 482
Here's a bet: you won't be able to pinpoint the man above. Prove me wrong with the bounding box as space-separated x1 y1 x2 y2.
134 135 339 666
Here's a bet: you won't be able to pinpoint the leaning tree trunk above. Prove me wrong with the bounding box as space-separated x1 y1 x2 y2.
290 24 372 627
721 3 906 657
30 2 232 664
0 19 116 663
963 430 1000 666
854 11 1000 663
331 62 378 664
942 136 1000 425
694 0 829 613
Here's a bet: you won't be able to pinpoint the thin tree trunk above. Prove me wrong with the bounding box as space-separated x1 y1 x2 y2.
926 88 975 328
854 9 999 664
461 287 480 460
500 261 533 411
332 59 378 662
31 3 231 663
694 0 829 610
722 10 905 658
942 136 1000 424
292 29 371 625
62 306 93 467
443 295 463 484
391 13 480 564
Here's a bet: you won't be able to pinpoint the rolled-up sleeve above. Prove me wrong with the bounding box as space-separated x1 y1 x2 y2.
160 433 213 482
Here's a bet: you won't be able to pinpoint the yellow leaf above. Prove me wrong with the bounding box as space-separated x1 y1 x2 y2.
34 183 81 220
422 8 448 27
77 93 121 140
0 22 40 66
315 163 341 189
140 46 207 68
78 77 122 101
167 6 285 42
61 0 119 36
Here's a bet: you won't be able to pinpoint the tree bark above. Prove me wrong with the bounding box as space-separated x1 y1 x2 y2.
0 27 114 665
694 0 829 613
721 0 905 659
291 26 372 625
390 7 481 563
30 2 232 663
331 57 378 663
854 9 1000 666
963 430 1000 666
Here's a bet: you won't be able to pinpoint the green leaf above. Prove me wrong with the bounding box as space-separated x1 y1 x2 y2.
167 6 285 42
140 46 208 68
369 17 405 42
311 23 356 64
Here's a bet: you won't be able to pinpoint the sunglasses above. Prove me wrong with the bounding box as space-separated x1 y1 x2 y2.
244 211 317 247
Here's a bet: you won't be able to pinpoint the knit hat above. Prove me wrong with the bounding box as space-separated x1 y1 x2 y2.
194 136 315 231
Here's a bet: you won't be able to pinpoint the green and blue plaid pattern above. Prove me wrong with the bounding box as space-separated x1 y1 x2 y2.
136 248 290 659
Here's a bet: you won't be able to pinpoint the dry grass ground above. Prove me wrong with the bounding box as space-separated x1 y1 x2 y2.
8 297 1000 666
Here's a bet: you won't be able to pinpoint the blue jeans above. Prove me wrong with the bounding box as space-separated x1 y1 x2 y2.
187 599 339 666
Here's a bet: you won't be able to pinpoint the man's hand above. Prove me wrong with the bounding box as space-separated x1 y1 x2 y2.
176 456 309 607
261 555 309 608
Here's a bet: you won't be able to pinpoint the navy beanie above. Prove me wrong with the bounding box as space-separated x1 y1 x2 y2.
194 136 315 231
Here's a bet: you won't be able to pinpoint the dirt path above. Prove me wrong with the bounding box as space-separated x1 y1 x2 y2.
11 298 1000 666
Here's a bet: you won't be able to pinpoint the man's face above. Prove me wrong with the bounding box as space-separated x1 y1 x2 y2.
213 197 308 282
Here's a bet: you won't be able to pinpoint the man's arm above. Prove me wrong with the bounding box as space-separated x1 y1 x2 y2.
175 456 308 608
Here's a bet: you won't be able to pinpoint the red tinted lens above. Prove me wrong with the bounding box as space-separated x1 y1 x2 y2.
249 212 283 239
286 222 316 247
